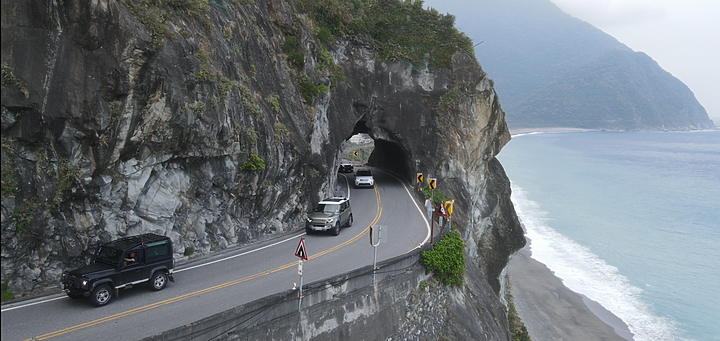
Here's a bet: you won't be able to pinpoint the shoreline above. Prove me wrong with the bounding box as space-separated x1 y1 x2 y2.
508 246 634 341
505 128 634 340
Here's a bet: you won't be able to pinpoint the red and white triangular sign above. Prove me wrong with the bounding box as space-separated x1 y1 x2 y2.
295 238 308 260
435 202 448 217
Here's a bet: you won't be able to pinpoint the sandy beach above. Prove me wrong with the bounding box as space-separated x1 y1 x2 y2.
508 247 634 341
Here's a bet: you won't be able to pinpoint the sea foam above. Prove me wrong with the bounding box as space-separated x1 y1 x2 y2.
511 183 689 341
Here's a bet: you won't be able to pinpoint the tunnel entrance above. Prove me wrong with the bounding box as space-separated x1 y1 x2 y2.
340 118 414 181
341 133 374 165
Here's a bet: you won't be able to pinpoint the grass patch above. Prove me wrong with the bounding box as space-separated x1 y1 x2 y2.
265 95 281 112
1 283 14 302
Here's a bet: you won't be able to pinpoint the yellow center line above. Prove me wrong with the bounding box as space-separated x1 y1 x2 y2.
26 185 382 341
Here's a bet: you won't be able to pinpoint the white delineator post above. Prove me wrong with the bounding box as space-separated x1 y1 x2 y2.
370 225 382 285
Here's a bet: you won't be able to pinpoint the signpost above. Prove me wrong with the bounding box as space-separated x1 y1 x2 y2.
295 238 308 312
428 178 437 244
445 200 454 230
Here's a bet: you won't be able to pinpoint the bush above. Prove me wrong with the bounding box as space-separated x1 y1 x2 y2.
421 186 448 207
288 51 305 69
300 80 319 103
282 36 299 53
1 283 14 302
420 230 465 286
314 27 333 45
240 154 266 171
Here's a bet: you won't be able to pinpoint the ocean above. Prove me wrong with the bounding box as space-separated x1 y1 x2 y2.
497 131 720 341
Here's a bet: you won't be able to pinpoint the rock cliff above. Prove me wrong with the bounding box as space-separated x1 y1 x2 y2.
1 0 523 338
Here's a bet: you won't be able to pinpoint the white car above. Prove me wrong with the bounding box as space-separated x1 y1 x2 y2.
354 169 374 188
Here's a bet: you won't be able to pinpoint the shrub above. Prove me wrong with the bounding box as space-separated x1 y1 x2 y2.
183 247 194 256
274 122 289 140
288 51 305 69
265 95 281 112
282 36 299 53
300 80 319 103
1 283 14 302
421 186 448 207
240 154 266 171
315 27 333 45
243 127 258 147
1 160 17 197
420 230 465 286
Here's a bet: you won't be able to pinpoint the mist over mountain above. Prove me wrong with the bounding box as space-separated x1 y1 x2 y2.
423 0 714 130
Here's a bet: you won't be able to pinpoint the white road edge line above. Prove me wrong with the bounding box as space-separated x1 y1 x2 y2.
1 295 66 312
176 234 303 273
374 169 431 252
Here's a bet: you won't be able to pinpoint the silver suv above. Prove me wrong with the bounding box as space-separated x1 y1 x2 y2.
306 197 353 236
354 168 374 188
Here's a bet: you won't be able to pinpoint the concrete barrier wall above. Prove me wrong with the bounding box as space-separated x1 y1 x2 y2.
144 247 431 341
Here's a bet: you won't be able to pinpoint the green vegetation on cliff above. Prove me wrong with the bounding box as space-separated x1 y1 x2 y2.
298 0 474 68
507 291 532 341
420 229 465 286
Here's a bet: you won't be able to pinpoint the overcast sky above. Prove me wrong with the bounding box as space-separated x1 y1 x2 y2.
549 0 720 124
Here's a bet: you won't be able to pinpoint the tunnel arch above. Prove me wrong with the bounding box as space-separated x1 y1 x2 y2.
342 115 414 182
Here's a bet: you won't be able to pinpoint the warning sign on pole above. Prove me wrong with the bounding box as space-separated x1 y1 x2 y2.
445 200 455 216
295 238 308 260
435 202 448 217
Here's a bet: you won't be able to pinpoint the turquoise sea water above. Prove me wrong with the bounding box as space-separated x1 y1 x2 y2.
498 131 720 341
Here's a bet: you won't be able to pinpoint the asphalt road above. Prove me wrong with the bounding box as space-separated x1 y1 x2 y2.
1 169 430 341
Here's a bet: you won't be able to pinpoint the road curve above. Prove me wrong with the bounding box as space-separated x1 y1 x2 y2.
0 170 429 341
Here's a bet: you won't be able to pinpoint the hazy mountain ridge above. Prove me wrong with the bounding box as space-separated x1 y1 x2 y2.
509 49 713 130
424 0 714 130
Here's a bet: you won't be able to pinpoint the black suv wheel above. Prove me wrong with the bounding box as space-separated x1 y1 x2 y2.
90 284 112 307
346 214 353 227
332 222 340 236
150 271 168 291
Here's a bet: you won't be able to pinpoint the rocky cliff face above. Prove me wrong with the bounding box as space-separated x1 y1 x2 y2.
2 0 523 337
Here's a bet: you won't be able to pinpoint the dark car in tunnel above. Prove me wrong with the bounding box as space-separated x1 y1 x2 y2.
338 159 354 173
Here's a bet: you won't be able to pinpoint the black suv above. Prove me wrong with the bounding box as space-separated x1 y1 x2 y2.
338 159 354 173
61 233 175 307
306 197 353 236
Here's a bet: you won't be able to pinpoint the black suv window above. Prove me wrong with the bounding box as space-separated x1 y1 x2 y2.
146 241 170 262
356 169 372 176
96 247 122 265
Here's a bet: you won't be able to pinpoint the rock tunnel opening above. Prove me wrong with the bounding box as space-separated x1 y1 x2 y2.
342 119 413 182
